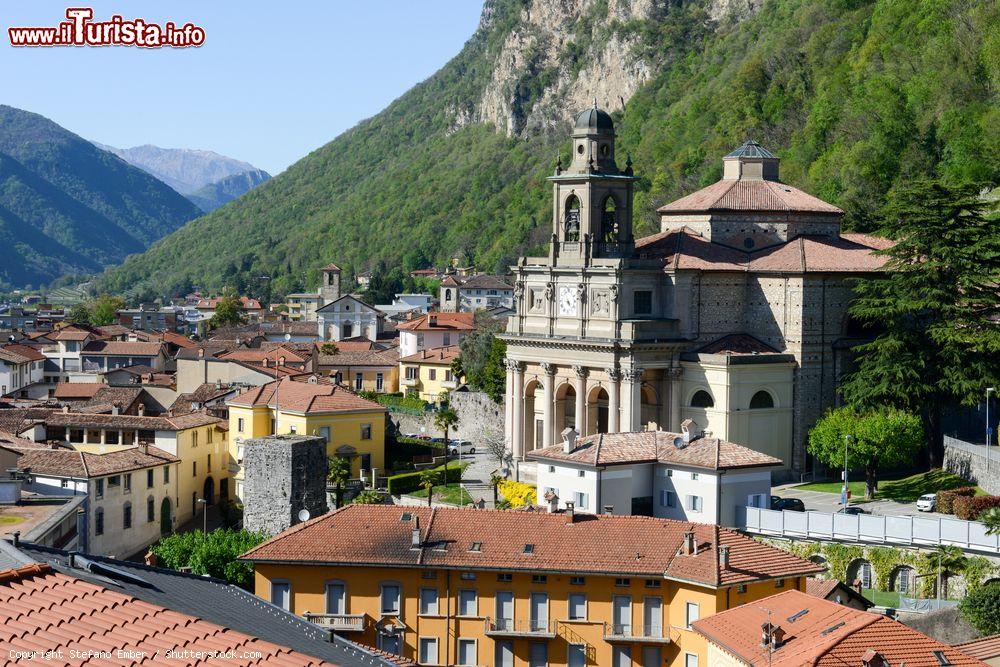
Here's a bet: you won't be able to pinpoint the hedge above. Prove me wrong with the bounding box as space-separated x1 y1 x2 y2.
388 465 463 495
937 487 977 514
955 495 1000 521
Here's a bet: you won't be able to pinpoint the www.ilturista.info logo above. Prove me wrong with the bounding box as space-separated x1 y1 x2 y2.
8 8 205 48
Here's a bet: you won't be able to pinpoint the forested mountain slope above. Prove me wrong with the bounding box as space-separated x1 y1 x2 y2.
99 0 999 299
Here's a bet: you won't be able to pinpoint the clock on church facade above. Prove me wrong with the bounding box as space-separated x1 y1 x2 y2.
499 106 890 480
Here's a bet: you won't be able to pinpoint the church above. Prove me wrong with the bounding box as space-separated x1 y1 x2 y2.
500 107 890 479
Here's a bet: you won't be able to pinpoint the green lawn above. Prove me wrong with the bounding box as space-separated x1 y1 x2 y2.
410 483 474 506
795 469 984 504
862 589 901 607
0 514 25 526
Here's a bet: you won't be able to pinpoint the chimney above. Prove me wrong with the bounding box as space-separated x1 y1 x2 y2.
428 314 437 327
719 545 730 568
62 405 69 414
565 501 575 522
262 358 269 367
683 531 696 555
11 531 19 547
760 623 786 650
544 491 559 513
198 348 205 358
111 406 120 415
861 650 888 667
681 419 701 444
411 516 421 548
140 441 149 455
704 429 713 440
137 404 146 416
561 427 578 454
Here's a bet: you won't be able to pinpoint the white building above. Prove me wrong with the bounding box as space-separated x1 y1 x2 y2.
41 328 96 382
13 442 179 558
375 294 433 320
0 344 45 398
316 296 384 342
395 312 475 358
528 420 780 527
439 275 514 312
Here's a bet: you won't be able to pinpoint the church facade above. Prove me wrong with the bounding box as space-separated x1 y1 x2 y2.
500 108 889 478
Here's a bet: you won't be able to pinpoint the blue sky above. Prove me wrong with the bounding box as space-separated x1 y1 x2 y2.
2 1 484 174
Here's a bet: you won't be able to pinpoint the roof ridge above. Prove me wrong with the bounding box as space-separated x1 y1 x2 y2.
417 507 438 565
78 450 90 477
808 612 885 665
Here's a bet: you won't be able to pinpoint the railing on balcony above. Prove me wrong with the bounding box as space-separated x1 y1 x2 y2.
484 618 556 638
400 377 419 387
440 379 459 389
602 623 671 644
303 613 366 632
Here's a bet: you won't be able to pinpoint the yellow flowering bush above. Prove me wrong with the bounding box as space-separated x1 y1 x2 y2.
498 480 537 508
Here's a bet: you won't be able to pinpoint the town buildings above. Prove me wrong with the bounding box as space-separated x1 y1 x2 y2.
241 504 823 667
285 264 344 322
227 376 387 499
439 274 514 312
397 312 475 358
318 296 386 342
314 343 400 394
501 108 889 478
195 294 265 322
0 343 45 398
399 345 463 402
529 422 781 526
691 589 983 666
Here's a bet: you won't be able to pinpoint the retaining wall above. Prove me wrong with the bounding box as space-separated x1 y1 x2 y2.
944 436 1000 495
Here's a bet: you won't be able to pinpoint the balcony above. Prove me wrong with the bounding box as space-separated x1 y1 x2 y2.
303 613 366 632
401 377 419 387
603 624 671 644
440 379 459 390
484 618 556 639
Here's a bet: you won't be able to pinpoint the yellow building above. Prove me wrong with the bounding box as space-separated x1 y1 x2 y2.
285 293 324 321
41 410 229 527
227 376 387 501
241 505 822 667
314 345 400 394
400 345 463 403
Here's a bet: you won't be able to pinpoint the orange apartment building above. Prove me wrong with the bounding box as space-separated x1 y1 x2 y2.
241 505 822 667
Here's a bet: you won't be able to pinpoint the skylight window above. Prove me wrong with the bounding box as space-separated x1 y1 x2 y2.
523 544 534 554
469 542 482 552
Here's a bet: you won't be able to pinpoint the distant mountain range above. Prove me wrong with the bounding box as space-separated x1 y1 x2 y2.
0 105 202 290
93 143 271 211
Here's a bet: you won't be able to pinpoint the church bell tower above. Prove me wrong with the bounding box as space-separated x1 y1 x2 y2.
549 105 638 263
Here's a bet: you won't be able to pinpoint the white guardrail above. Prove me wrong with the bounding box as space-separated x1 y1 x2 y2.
744 507 1000 554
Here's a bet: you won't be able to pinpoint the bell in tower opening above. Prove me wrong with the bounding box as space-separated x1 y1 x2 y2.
548 104 638 262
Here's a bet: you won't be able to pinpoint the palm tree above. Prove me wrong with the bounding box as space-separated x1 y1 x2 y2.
419 469 440 507
931 545 968 599
328 456 352 509
982 507 1000 535
434 407 460 482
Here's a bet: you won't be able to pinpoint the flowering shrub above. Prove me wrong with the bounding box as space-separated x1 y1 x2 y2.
955 495 1000 521
498 480 536 508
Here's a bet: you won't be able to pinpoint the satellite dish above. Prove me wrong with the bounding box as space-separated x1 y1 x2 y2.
297 509 310 522
673 436 685 449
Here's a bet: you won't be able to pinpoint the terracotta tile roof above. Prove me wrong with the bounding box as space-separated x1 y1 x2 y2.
242 505 821 586
81 386 144 411
50 329 92 341
440 276 461 287
527 430 783 470
136 330 198 348
692 589 985 666
44 410 222 431
399 345 461 364
0 564 337 665
695 333 780 355
218 346 309 364
227 378 385 414
52 383 104 400
396 312 475 332
955 635 1000 661
657 178 843 214
95 324 131 337
805 577 873 609
0 343 45 363
635 229 891 274
171 383 238 412
458 274 513 290
14 444 178 478
82 340 164 357
196 295 263 310
316 349 399 367
0 430 46 450
323 263 341 271
0 408 54 435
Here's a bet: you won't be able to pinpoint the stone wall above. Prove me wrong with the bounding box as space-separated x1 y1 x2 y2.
243 435 329 537
387 391 504 444
944 436 1000 495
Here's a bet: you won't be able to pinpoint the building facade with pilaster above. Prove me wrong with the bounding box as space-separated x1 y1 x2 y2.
501 107 890 479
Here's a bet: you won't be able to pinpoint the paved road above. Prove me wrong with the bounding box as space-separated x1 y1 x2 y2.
774 484 952 520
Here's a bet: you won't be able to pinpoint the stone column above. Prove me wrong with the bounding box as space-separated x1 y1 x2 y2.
541 362 556 448
572 365 588 436
504 362 514 447
668 366 683 431
509 360 525 460
622 367 643 432
606 367 622 433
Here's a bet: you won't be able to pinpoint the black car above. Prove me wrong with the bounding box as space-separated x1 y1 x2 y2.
837 506 868 516
773 497 806 512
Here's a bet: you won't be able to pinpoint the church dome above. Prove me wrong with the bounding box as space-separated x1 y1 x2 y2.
574 106 614 134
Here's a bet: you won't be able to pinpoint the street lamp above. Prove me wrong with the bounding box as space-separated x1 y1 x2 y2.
273 333 292 436
842 435 852 507
196 497 207 534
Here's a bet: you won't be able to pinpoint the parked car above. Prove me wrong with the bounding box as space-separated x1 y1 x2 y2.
916 493 937 512
837 506 868 515
770 495 782 509
448 440 476 456
773 498 806 512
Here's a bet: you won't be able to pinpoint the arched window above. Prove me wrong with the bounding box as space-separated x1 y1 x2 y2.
891 566 916 594
601 196 618 243
847 559 873 590
445 289 452 302
690 390 714 408
564 195 581 242
749 391 775 409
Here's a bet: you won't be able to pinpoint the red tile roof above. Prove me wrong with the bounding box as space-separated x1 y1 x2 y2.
635 229 892 274
657 178 843 215
82 340 164 357
52 383 104 400
196 296 263 310
955 635 1000 662
242 505 821 587
50 329 92 341
13 444 178 478
396 312 475 332
0 564 337 666
695 333 780 355
399 345 461 364
44 410 222 431
218 346 309 364
527 430 783 470
692 589 985 666
227 378 385 414
0 343 45 363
